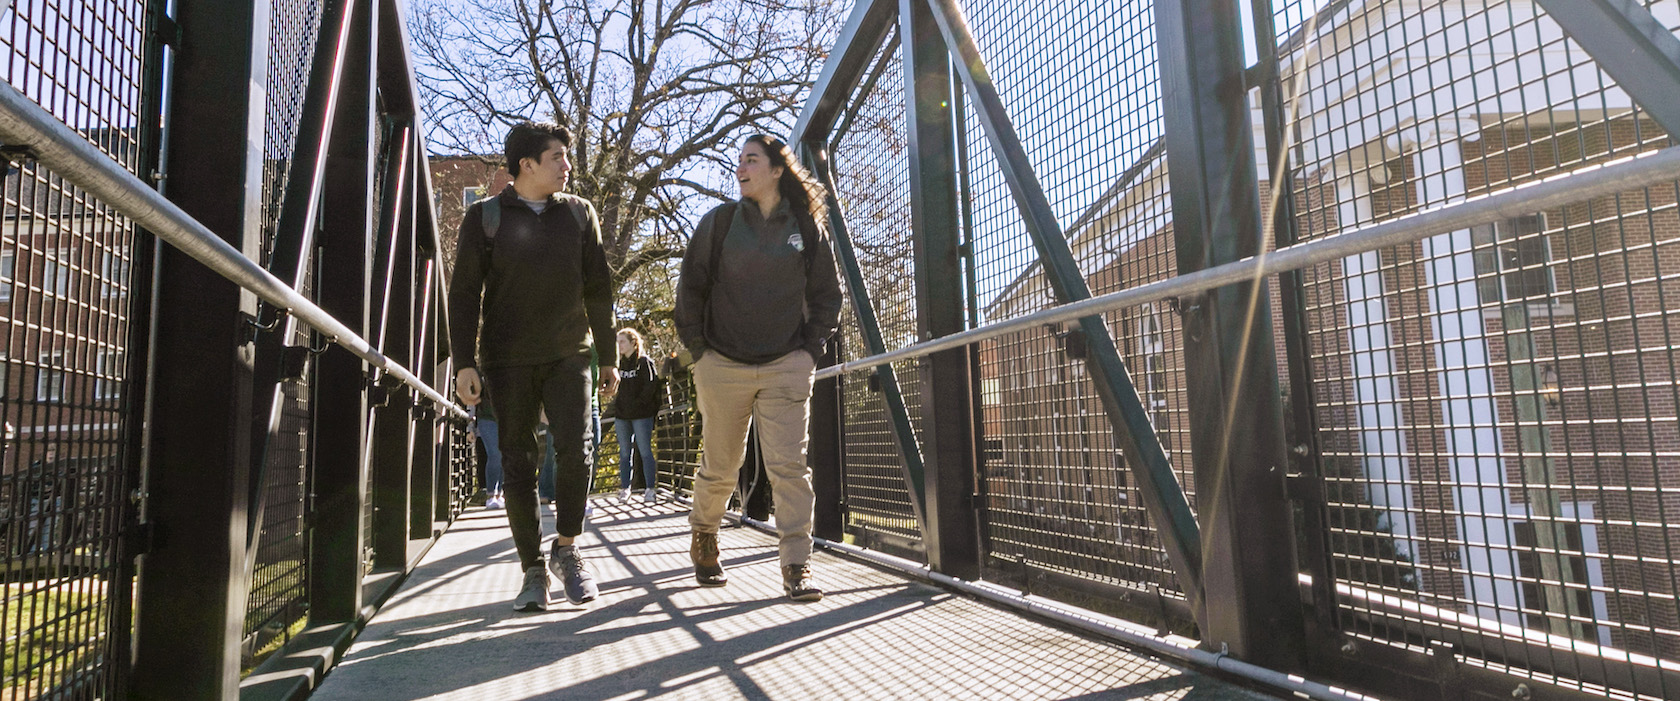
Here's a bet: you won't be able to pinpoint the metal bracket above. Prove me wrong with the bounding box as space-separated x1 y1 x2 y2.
151 13 181 47
1285 472 1324 504
1052 326 1088 360
239 310 281 345
125 521 156 560
0 142 35 174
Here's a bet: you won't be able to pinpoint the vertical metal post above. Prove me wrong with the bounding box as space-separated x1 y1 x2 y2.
395 136 434 541
310 0 377 624
901 0 981 578
371 121 416 569
112 1 173 695
128 0 268 697
810 337 846 542
1250 0 1338 634
1156 0 1304 668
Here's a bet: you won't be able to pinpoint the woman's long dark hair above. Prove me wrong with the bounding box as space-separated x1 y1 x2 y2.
744 134 829 227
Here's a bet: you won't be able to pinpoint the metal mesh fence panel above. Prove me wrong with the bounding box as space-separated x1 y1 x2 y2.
957 0 1191 601
448 420 476 520
655 372 700 498
1270 1 1680 697
243 0 325 665
830 35 926 552
0 0 153 696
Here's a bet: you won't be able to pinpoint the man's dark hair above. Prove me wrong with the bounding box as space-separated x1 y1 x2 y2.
504 121 571 177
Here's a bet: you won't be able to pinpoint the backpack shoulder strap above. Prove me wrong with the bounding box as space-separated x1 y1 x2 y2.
558 194 592 238
707 202 737 284
794 209 823 272
480 196 502 240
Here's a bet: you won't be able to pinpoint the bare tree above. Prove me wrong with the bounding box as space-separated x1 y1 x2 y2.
411 0 843 353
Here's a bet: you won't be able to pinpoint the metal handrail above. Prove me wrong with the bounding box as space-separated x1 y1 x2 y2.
817 144 1680 381
0 81 469 420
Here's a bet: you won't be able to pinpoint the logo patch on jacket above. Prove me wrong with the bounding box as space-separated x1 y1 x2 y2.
787 233 804 252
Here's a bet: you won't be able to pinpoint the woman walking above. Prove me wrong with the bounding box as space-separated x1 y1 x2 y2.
612 328 662 503
674 133 844 602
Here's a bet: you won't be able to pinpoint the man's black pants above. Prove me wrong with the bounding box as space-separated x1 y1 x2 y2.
483 354 593 570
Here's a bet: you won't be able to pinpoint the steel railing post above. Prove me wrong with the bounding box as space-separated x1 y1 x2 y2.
128 0 268 696
902 0 982 578
1156 0 1305 668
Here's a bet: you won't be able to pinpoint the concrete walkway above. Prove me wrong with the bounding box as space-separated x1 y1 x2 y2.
310 497 1282 700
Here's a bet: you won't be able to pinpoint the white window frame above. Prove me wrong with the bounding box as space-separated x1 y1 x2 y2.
0 249 14 303
44 247 74 297
101 248 128 299
1474 214 1571 318
95 349 122 400
36 350 65 402
1137 304 1170 445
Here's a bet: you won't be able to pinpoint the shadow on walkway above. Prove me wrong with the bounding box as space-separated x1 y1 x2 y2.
309 498 1281 700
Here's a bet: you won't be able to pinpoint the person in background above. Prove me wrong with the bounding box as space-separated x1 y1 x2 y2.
474 392 504 509
611 328 661 504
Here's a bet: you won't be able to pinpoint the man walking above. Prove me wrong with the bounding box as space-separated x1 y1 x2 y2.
450 121 619 611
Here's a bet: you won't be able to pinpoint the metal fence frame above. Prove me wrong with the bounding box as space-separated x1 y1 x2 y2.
0 0 473 698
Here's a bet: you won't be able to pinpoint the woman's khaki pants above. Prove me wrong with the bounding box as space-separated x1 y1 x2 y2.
687 350 817 566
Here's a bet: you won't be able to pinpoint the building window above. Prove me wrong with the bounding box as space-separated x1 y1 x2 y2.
1 249 13 302
36 350 64 402
96 349 122 400
44 248 74 297
101 249 128 299
1473 214 1554 304
0 353 8 399
463 186 488 208
1512 521 1596 638
1137 304 1170 448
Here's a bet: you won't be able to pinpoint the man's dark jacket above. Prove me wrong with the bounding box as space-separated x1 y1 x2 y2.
449 185 615 370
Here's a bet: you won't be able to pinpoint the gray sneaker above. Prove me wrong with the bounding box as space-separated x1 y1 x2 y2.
549 543 598 604
514 566 551 612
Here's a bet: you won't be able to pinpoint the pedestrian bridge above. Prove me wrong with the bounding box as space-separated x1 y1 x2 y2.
3 0 1680 700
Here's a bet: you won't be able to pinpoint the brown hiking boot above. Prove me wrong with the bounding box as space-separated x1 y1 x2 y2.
691 531 727 587
782 563 823 602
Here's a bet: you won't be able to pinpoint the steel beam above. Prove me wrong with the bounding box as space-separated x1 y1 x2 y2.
919 0 1204 612
810 337 847 542
371 122 417 569
802 142 930 532
1156 0 1303 666
902 0 980 578
1251 0 1339 633
111 2 172 695
1536 0 1680 141
128 0 268 697
792 0 898 143
310 0 378 624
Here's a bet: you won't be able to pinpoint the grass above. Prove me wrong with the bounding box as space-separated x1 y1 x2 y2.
2 580 103 700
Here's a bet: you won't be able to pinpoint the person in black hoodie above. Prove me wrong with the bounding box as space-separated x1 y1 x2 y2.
674 133 844 602
610 329 662 504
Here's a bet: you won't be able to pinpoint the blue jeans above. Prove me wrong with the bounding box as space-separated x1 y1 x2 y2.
616 416 656 490
479 418 503 494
